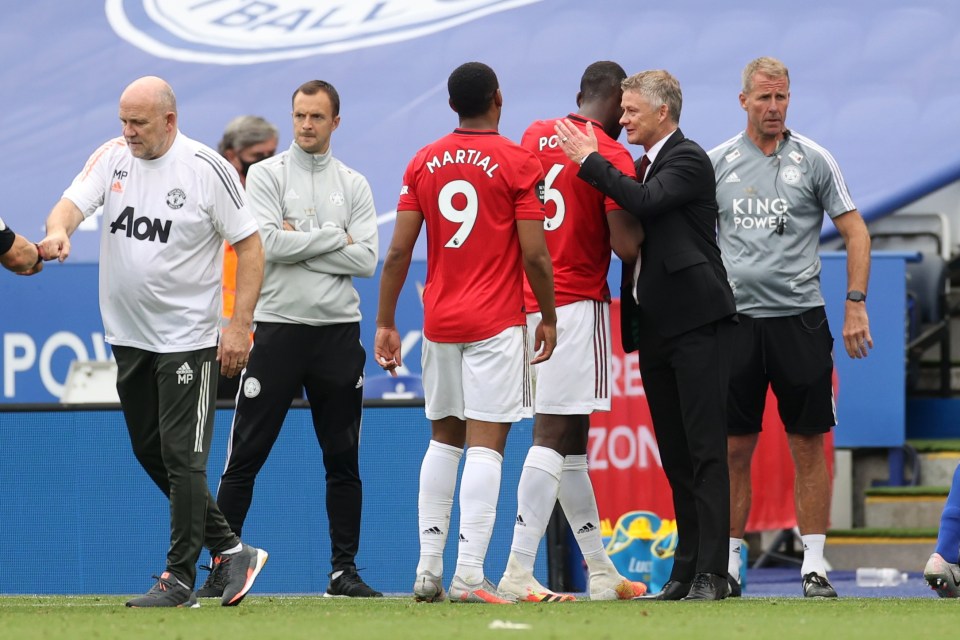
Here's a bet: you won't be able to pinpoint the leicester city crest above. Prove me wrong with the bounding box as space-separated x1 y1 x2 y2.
780 165 801 185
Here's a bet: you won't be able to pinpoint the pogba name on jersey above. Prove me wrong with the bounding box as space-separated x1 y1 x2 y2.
425 149 499 178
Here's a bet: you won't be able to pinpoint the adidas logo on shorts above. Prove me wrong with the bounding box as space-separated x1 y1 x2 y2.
176 362 194 384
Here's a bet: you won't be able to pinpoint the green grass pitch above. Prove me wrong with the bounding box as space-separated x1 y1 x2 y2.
1 595 955 640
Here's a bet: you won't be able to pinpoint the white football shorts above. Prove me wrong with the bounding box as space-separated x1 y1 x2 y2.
421 325 531 423
527 299 611 414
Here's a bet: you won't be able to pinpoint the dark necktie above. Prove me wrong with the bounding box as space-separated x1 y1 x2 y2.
638 154 651 183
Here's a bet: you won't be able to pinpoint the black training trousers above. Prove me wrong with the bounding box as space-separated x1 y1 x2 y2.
216 322 365 573
113 345 241 587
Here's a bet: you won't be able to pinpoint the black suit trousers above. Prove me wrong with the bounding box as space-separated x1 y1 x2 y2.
636 311 733 579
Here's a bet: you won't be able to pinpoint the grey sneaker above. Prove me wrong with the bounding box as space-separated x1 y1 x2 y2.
220 544 269 606
413 571 446 602
196 556 226 598
448 575 517 604
924 552 960 598
126 572 199 608
325 568 383 597
802 572 838 598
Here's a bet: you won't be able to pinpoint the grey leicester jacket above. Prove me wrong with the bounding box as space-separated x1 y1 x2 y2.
245 141 379 326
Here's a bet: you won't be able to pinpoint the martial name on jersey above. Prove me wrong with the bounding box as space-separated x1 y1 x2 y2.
424 149 499 178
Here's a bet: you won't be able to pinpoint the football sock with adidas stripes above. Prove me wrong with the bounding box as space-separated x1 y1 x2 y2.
454 447 503 584
416 440 463 577
559 454 616 573
729 537 744 581
800 534 827 577
509 446 565 575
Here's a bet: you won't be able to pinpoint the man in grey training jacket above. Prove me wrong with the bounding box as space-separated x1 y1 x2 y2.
200 79 382 598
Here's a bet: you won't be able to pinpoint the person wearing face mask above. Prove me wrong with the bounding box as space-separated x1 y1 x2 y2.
216 116 279 400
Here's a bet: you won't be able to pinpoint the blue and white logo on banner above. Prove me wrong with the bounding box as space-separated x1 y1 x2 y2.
106 0 543 64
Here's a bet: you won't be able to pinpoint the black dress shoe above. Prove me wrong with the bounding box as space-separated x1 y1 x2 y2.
634 579 691 600
681 573 732 601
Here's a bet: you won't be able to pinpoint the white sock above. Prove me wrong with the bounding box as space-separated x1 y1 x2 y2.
729 537 744 581
559 454 616 576
800 534 827 577
416 440 463 576
220 543 243 555
508 446 564 575
454 447 503 584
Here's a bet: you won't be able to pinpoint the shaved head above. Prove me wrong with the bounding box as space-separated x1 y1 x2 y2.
121 76 177 114
119 76 178 159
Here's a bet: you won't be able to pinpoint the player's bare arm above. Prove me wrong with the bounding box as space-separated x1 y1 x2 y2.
607 209 645 263
835 208 873 359
517 218 556 364
1 233 43 275
39 198 85 263
375 209 423 376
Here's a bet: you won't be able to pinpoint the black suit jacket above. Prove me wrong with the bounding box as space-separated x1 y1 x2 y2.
578 129 735 350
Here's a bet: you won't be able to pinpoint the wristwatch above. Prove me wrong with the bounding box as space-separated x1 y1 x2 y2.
846 290 867 303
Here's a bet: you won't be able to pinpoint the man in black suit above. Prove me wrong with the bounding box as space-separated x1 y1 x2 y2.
555 69 737 601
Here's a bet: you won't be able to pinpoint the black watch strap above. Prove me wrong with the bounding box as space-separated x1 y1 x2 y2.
846 290 866 303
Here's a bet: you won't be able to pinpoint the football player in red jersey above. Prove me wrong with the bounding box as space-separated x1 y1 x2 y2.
499 61 647 603
376 61 556 604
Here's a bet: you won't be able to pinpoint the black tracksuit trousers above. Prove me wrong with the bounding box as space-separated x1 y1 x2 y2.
216 322 366 573
114 345 241 587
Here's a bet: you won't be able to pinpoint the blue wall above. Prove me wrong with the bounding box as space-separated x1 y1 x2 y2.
0 406 542 595
820 253 906 448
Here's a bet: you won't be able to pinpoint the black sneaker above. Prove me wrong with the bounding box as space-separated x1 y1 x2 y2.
727 572 742 598
196 556 226 598
220 544 269 607
126 572 199 608
802 572 838 598
325 568 383 598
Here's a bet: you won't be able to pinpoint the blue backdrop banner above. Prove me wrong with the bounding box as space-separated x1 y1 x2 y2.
0 406 542 595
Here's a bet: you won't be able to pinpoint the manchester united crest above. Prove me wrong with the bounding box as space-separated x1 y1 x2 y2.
166 188 186 209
